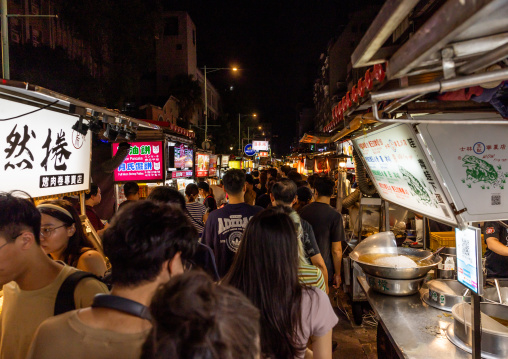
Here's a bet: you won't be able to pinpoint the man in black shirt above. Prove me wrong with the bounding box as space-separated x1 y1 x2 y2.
483 221 508 278
202 170 263 277
271 179 329 291
300 176 345 289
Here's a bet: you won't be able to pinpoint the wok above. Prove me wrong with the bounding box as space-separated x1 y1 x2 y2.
350 247 442 280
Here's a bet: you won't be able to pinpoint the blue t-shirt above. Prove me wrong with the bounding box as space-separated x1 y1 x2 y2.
202 203 263 278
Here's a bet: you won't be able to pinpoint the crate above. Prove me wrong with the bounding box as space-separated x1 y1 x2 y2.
430 231 486 256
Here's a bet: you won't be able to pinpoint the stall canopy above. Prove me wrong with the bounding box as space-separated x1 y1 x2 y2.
0 80 159 198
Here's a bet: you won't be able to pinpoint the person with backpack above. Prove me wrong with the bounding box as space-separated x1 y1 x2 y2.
27 200 198 359
0 191 108 359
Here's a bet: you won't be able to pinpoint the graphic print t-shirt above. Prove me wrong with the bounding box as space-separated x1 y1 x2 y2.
202 203 263 277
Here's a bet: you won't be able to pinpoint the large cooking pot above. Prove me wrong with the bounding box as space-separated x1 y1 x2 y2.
350 246 442 280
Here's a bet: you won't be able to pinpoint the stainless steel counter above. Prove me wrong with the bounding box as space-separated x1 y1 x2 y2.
358 276 471 359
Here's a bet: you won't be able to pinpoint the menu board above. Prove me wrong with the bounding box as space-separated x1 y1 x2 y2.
209 155 218 177
174 144 193 169
352 123 457 225
114 141 163 182
418 122 508 222
338 140 356 169
196 153 210 177
456 226 483 295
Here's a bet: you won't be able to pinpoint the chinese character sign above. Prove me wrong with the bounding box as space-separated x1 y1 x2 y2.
252 141 268 151
0 98 91 197
418 123 508 222
196 153 210 177
174 144 193 169
113 141 163 182
352 123 456 225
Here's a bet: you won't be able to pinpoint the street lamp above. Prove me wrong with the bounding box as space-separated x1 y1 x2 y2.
202 66 238 144
238 113 256 153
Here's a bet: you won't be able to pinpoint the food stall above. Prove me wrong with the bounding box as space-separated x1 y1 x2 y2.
299 0 508 357
166 142 194 191
195 151 211 179
208 154 219 185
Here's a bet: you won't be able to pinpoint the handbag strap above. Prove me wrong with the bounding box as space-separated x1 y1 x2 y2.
92 294 152 321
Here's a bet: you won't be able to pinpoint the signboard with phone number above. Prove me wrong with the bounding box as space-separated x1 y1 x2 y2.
352 123 457 226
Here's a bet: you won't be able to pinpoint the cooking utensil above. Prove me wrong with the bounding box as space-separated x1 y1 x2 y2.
483 287 508 306
495 279 503 304
416 246 445 264
350 247 442 280
423 280 471 312
365 273 425 296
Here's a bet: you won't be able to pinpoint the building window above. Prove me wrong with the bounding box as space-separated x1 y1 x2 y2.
192 29 196 45
176 44 183 50
164 17 179 36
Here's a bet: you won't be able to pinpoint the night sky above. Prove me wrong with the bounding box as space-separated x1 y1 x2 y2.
164 0 378 155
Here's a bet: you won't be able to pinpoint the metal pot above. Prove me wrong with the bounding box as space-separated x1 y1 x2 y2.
483 287 508 306
350 247 442 280
365 273 425 296
422 280 470 312
447 302 508 358
439 247 457 271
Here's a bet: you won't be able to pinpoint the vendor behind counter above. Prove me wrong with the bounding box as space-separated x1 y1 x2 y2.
483 220 508 278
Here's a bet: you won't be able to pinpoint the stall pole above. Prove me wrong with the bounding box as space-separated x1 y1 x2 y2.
471 292 481 358
384 200 390 232
1 0 9 79
79 191 86 216
422 216 427 250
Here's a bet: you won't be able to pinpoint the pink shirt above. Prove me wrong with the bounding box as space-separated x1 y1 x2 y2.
296 287 338 358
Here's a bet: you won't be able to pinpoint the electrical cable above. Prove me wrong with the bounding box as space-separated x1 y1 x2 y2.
0 100 60 121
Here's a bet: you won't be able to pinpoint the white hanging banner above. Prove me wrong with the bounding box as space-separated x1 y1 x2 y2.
0 98 91 197
352 123 457 226
418 122 508 222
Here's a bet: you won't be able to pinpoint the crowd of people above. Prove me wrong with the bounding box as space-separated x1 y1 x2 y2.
0 167 347 359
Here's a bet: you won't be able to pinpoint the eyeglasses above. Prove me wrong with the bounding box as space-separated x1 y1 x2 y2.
0 241 9 251
0 232 24 252
40 225 66 238
182 259 193 272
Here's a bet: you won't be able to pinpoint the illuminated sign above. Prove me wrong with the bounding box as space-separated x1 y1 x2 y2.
456 226 483 295
174 144 193 169
113 141 163 182
172 170 193 178
196 153 210 177
252 140 268 151
209 155 218 176
0 98 91 197
259 151 269 157
352 123 456 225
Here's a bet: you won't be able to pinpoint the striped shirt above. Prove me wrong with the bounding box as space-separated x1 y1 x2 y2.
298 263 326 292
186 201 206 234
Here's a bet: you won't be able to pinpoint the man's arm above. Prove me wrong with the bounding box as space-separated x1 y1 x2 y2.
486 237 508 256
310 254 329 293
331 241 342 288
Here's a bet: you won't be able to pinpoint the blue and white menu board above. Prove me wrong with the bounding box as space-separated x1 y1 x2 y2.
351 123 457 226
455 226 483 295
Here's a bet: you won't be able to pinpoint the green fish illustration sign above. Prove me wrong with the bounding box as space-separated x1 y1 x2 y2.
461 155 505 189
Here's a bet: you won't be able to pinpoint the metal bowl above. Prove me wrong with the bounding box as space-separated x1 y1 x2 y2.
483 287 508 306
365 273 425 296
423 280 471 312
350 247 442 280
448 302 508 358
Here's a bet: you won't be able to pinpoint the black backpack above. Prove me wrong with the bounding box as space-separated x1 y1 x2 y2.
53 271 106 316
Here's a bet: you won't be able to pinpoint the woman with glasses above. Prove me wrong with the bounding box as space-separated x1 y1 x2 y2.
223 208 337 359
37 200 107 277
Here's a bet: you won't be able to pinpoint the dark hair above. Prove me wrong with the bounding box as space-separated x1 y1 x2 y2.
267 168 278 179
103 201 197 286
266 179 276 195
123 182 140 197
0 191 41 245
281 166 292 176
296 180 308 188
271 179 297 205
259 171 268 189
313 176 335 197
287 171 302 183
223 169 246 196
185 183 199 197
148 187 186 210
307 174 317 189
223 208 305 358
85 183 99 200
141 271 260 359
297 186 313 203
245 174 255 185
38 199 96 266
252 170 259 178
197 181 210 193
